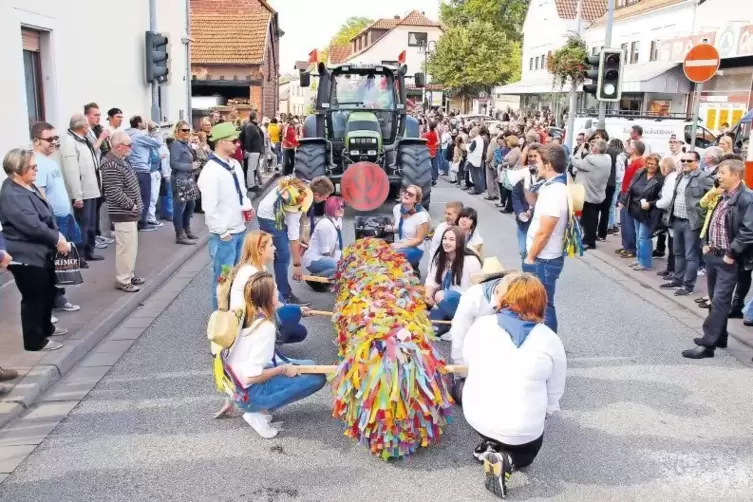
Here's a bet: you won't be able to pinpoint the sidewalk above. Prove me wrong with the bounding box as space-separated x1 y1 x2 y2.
0 172 278 426
461 183 753 352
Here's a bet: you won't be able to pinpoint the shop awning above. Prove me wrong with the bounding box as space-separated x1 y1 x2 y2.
494 62 689 96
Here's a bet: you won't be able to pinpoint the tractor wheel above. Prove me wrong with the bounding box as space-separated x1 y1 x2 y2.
397 143 432 210
294 141 327 181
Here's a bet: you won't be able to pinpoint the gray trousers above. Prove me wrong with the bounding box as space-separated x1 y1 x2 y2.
486 164 500 198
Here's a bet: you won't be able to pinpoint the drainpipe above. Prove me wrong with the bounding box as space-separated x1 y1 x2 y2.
184 0 192 123
149 0 160 122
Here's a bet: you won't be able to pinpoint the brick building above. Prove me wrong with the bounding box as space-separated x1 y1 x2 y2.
190 0 281 120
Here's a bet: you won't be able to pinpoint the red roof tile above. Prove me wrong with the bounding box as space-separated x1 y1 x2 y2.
328 44 353 64
397 10 442 28
592 0 685 24
554 0 607 20
190 0 271 64
344 10 443 61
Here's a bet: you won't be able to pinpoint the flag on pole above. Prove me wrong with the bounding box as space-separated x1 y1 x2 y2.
308 49 319 64
398 50 406 65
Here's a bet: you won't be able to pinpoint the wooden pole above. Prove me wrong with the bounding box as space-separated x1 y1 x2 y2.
295 364 468 375
308 309 451 325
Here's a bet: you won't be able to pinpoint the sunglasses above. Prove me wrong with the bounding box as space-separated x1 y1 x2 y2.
37 136 60 143
404 191 417 197
179 128 191 133
680 159 694 163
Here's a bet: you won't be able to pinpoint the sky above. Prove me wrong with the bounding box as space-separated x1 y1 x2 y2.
267 0 442 72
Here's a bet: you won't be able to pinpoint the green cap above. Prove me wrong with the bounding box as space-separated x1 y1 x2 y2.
209 122 239 142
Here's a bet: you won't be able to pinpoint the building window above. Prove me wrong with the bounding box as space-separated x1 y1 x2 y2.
408 32 427 47
617 0 640 6
592 46 599 56
620 43 628 58
529 58 533 70
630 41 640 64
381 60 399 66
649 40 659 61
22 28 45 132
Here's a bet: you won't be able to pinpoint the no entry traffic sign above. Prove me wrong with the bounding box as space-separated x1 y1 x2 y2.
683 43 720 83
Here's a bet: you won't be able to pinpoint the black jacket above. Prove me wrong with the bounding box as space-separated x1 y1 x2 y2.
622 168 664 227
0 178 59 268
706 184 753 270
241 122 264 154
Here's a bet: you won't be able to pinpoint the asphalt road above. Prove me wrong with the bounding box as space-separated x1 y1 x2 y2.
2 180 753 501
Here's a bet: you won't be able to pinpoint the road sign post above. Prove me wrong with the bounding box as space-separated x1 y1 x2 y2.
683 43 720 152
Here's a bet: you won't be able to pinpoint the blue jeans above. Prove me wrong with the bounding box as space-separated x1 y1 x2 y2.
620 207 636 253
430 156 438 182
241 359 327 413
136 172 152 226
158 180 173 219
516 225 528 260
429 290 461 335
277 304 307 344
258 218 292 298
397 246 424 266
743 297 753 321
671 218 701 290
608 182 621 227
173 199 195 235
522 255 564 332
307 257 337 279
633 219 653 268
208 231 246 310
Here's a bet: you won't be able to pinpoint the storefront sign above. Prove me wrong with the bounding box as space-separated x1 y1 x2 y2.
659 32 717 63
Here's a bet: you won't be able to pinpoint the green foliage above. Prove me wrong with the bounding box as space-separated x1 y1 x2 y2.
440 0 529 43
546 32 588 88
427 21 521 98
330 17 373 46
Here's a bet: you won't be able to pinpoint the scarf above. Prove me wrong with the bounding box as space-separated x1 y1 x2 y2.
273 178 309 230
496 308 537 348
209 154 244 205
398 204 423 240
482 278 501 305
330 217 344 251
441 269 453 291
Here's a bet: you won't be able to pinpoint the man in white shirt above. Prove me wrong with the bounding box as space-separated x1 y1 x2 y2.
524 143 569 332
257 176 334 306
197 123 254 310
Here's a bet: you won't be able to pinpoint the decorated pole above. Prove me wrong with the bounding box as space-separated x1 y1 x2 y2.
327 238 456 460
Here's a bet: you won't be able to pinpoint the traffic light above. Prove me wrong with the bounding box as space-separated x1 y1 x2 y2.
145 31 169 83
582 55 600 98
596 49 624 102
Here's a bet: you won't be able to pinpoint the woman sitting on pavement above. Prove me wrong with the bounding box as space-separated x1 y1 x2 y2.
462 273 567 499
425 226 482 334
222 271 327 439
302 195 344 280
385 185 429 274
229 231 311 345
457 207 483 256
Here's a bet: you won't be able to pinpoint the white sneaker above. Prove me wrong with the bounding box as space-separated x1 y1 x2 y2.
242 412 279 439
440 332 452 342
51 316 58 324
42 340 63 351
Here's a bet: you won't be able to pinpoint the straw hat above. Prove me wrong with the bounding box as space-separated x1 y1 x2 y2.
567 173 585 214
471 257 507 285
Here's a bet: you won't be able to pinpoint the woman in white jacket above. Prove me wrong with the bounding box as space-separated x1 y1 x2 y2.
462 273 567 499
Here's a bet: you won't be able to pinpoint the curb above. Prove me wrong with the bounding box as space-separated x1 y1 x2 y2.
0 173 279 428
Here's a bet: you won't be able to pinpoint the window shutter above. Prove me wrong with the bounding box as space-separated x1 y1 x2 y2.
22 29 40 52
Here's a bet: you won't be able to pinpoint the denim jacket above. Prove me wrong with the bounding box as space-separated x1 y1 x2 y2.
125 128 161 174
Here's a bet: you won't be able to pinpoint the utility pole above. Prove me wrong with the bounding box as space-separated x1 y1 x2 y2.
597 0 615 128
564 0 582 153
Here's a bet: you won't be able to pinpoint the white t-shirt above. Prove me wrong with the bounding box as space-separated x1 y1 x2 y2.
392 204 429 245
229 264 261 312
225 318 277 385
463 315 567 445
526 181 568 260
257 188 303 241
425 254 482 292
429 221 449 260
303 217 342 268
466 229 483 250
196 157 252 236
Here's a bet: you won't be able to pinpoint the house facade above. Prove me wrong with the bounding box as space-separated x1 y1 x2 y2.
190 0 281 122
0 0 190 159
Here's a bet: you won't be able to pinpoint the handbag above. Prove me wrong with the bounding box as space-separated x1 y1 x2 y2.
54 244 84 286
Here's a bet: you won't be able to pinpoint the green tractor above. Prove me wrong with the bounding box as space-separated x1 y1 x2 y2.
295 62 432 210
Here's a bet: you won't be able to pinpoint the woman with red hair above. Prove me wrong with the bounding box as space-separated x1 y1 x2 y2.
461 273 567 499
303 196 344 279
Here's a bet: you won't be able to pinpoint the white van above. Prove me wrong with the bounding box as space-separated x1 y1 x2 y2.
573 116 716 156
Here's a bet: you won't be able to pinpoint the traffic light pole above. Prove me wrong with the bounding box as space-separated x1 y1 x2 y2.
149 0 160 122
597 0 615 129
565 0 582 153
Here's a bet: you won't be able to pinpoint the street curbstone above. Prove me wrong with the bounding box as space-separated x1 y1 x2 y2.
1 365 60 410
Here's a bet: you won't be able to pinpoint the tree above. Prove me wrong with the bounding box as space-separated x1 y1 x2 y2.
427 21 521 99
323 16 373 54
439 0 529 43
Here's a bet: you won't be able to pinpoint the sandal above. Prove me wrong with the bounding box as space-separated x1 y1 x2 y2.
116 282 140 293
694 296 709 303
131 277 146 286
698 300 711 309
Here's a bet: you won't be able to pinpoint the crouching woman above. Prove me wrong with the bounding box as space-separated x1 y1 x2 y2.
424 226 481 334
225 272 327 439
461 273 567 499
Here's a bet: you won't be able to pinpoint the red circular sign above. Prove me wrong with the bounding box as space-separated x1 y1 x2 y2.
341 162 390 211
683 43 720 84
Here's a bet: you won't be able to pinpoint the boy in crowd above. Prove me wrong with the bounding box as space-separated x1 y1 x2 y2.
428 201 463 259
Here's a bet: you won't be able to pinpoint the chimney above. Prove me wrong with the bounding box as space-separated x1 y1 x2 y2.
394 15 400 19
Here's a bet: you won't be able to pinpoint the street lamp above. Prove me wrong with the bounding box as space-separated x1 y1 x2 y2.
420 40 437 111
